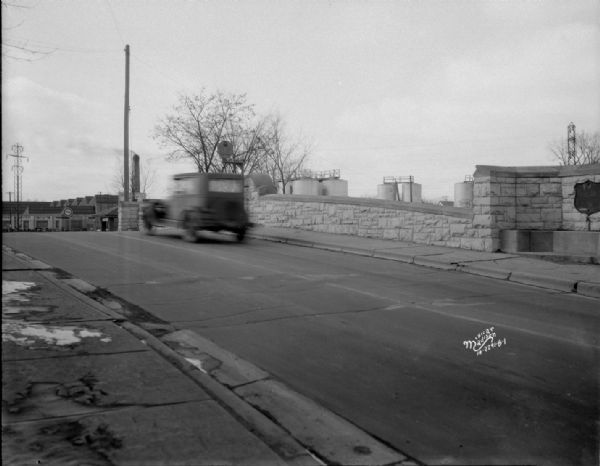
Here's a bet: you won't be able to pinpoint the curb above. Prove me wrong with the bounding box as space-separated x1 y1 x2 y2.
412 255 458 271
340 246 374 257
508 271 576 293
121 324 320 466
249 233 600 298
372 250 414 263
160 332 414 466
456 262 511 280
576 281 600 298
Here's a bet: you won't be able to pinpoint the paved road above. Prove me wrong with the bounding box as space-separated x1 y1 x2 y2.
4 231 598 465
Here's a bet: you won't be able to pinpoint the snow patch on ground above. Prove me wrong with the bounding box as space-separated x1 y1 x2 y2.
2 321 112 346
3 280 36 297
185 358 208 373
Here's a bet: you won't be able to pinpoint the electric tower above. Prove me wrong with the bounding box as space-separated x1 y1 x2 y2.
7 143 28 230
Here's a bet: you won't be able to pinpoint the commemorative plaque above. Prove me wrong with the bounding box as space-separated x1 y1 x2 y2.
574 180 600 216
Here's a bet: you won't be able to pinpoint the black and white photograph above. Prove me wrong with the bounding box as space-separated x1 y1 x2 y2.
2 0 599 465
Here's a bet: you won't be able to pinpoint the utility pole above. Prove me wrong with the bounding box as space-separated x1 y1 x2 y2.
8 143 27 230
124 44 130 201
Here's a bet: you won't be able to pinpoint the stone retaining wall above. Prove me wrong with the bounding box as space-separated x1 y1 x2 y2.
248 195 496 250
248 164 600 253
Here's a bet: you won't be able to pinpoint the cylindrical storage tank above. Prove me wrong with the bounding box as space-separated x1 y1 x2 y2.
292 179 320 195
454 181 474 208
400 182 422 203
377 184 396 200
276 181 292 194
321 179 348 196
246 173 276 195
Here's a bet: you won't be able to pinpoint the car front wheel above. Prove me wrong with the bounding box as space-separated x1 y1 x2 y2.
236 227 246 242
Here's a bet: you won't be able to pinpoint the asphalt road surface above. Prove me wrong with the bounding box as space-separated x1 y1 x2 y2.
4 231 598 465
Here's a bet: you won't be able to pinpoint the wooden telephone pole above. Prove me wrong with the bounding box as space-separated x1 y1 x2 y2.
124 44 130 201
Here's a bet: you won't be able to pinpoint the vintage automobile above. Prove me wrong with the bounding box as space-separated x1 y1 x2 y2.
142 172 250 242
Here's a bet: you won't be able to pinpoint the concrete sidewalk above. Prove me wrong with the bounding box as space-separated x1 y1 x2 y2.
2 251 301 465
249 226 600 298
2 248 418 466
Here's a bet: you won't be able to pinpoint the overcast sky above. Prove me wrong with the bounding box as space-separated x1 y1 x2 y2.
2 0 599 201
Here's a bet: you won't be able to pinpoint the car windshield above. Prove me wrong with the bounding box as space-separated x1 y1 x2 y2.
208 179 243 193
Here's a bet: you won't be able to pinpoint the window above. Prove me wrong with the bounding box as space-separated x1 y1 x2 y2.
208 179 243 193
170 177 197 195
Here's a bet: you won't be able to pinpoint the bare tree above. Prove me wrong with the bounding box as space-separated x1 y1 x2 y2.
224 116 271 175
153 90 256 173
155 90 312 187
259 114 311 193
550 130 600 166
139 160 157 195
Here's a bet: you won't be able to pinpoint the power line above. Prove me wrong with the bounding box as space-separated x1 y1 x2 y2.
3 36 116 54
104 0 125 45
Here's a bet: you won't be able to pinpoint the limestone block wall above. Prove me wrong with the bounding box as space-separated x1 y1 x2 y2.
247 164 599 253
118 202 140 231
474 165 600 238
248 195 495 250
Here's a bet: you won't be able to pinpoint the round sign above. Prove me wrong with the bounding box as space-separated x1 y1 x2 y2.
64 207 73 217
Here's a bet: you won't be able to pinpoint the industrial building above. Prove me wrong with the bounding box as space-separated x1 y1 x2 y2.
2 194 119 232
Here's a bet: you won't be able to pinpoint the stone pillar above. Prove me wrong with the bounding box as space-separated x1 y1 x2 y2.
473 166 515 251
118 201 140 231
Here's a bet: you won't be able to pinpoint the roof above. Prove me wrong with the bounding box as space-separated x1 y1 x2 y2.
95 194 119 203
27 205 64 215
94 206 119 217
3 202 47 215
2 195 118 217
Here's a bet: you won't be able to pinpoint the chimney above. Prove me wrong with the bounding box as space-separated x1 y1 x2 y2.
132 153 140 200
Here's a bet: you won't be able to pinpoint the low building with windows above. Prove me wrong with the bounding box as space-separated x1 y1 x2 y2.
2 194 120 231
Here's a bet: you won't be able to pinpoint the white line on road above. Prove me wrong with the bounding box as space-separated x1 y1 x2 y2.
327 282 599 349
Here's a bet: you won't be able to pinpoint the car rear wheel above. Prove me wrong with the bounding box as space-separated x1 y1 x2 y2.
182 216 198 243
142 214 154 235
